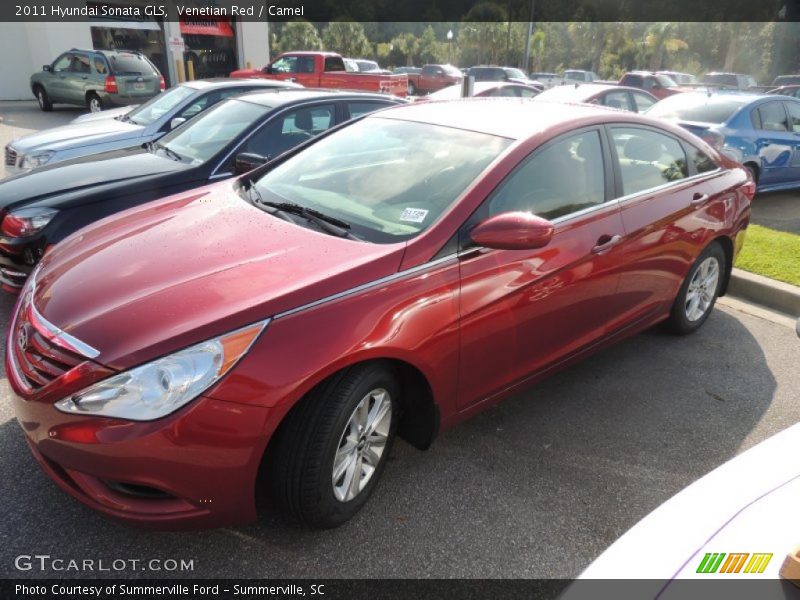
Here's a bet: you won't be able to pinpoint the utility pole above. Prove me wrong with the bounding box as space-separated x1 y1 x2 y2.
522 0 535 72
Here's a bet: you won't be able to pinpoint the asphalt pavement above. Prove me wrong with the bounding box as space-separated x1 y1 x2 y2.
0 100 798 580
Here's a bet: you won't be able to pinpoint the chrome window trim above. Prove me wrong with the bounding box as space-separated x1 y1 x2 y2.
610 168 723 208
274 253 459 320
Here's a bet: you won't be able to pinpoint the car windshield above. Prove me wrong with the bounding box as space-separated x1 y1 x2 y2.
504 68 527 80
655 74 678 87
647 95 746 124
251 118 511 243
126 85 195 126
158 98 271 164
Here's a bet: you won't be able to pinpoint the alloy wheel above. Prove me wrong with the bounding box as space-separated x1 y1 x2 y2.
89 97 102 113
685 256 720 322
332 387 392 503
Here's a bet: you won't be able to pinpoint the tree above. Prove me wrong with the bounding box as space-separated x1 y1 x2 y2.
322 22 373 58
645 23 688 71
275 21 322 54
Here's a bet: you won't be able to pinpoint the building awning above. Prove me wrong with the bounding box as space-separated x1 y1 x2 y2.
90 19 161 31
180 18 234 37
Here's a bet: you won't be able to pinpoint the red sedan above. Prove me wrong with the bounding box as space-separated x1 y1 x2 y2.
7 100 754 530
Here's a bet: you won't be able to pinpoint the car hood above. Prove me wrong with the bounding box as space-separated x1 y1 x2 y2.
0 147 189 209
32 181 405 370
574 422 800 585
9 119 143 155
71 106 137 124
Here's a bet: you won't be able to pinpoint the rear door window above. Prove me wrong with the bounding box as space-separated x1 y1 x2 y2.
785 102 800 132
92 56 109 75
756 102 790 131
611 127 689 196
631 92 656 113
346 101 392 119
601 91 631 110
69 54 91 74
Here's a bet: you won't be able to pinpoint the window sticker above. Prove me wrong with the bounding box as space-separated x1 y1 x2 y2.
399 208 429 223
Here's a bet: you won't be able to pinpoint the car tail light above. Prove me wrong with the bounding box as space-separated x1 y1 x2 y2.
700 130 724 151
159 75 166 91
104 75 118 94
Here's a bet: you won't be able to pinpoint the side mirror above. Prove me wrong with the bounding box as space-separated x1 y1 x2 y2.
43 65 52 72
469 211 554 250
169 117 186 130
264 65 274 74
234 152 269 175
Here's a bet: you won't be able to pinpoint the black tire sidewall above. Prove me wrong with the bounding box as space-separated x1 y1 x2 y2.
668 242 726 334
303 365 400 527
36 87 51 111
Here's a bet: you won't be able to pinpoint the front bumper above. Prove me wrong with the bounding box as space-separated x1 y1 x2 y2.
13 391 274 530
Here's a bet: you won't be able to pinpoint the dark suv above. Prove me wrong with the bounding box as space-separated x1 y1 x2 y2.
30 48 164 113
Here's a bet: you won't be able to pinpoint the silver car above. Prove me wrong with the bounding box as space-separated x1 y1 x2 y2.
4 78 301 175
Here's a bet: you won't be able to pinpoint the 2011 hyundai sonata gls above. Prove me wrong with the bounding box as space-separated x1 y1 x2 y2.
7 99 753 530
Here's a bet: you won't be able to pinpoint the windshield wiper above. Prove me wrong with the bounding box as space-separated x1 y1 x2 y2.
155 142 184 162
246 187 360 241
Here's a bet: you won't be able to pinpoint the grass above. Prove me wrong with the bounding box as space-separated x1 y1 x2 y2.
735 224 800 287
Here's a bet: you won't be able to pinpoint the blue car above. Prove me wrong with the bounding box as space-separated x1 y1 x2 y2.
648 92 800 193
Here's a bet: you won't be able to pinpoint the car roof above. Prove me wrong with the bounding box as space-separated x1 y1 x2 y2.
536 83 641 101
375 97 655 140
183 78 298 90
232 89 402 108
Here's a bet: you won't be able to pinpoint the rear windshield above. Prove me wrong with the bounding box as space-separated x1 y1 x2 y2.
647 96 746 124
109 53 157 75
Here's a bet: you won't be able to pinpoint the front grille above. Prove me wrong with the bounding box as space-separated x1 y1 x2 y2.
4 145 17 167
10 289 88 393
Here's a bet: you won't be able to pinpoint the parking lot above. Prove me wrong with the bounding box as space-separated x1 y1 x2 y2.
0 101 799 580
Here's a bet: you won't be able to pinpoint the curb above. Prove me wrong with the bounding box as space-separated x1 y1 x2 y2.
728 268 800 317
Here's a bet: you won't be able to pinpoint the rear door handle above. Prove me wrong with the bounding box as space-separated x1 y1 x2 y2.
591 234 622 254
690 193 710 208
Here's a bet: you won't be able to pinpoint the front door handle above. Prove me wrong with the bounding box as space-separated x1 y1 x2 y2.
591 234 622 254
690 192 710 208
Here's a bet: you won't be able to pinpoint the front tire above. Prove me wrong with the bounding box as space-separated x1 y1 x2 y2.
664 242 726 334
35 86 52 111
87 93 103 113
269 363 399 528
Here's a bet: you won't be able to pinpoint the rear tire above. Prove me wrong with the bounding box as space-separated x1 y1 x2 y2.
86 93 103 113
34 86 52 112
664 242 726 335
268 363 400 528
407 81 416 96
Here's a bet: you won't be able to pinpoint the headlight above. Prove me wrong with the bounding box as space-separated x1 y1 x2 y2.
19 151 55 169
1 207 58 237
55 321 268 421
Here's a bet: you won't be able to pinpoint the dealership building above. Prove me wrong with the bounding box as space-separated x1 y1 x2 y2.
0 5 270 101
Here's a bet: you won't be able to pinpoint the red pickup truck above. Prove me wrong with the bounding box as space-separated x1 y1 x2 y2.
406 64 463 95
231 51 408 97
617 71 689 100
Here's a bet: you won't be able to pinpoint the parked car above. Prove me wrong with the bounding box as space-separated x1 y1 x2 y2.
30 49 165 113
702 72 758 90
656 70 698 85
350 59 391 75
648 92 800 193
768 85 800 99
528 72 565 88
571 420 800 588
466 66 532 84
6 99 752 530
3 79 300 175
535 84 657 113
230 52 408 97
618 71 688 99
772 74 800 87
405 64 463 95
564 69 599 83
0 90 402 291
419 82 542 102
